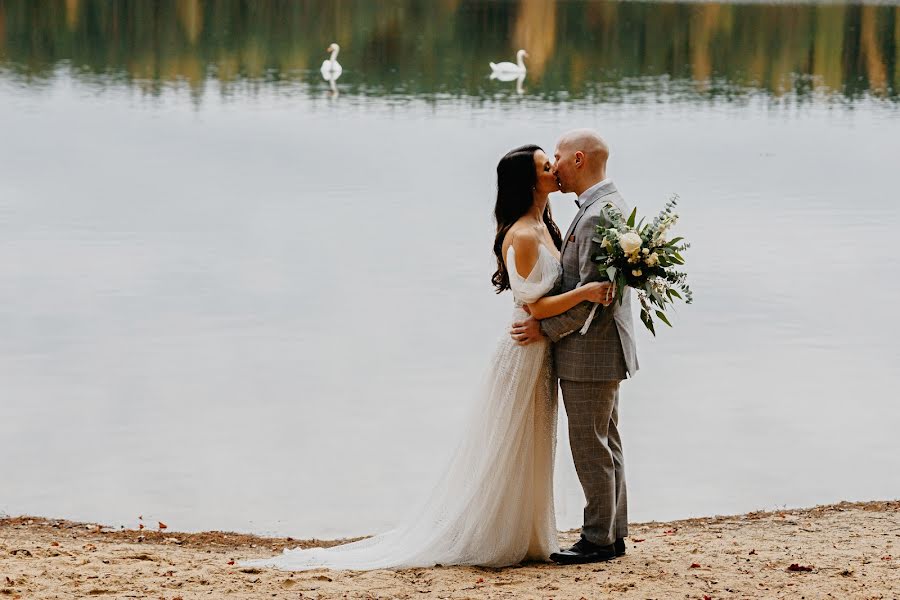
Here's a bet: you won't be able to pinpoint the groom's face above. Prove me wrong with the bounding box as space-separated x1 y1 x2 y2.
552 145 576 194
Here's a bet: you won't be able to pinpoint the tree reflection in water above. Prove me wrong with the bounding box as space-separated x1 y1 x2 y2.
0 0 896 105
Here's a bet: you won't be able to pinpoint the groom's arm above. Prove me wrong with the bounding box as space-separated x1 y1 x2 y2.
539 212 609 343
538 302 595 343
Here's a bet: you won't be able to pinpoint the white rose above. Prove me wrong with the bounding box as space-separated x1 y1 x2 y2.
619 232 643 255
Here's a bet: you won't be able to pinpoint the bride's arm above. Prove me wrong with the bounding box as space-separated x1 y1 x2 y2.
527 284 607 320
508 232 609 320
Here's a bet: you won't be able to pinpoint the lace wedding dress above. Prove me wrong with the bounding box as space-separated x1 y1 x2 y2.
242 245 562 571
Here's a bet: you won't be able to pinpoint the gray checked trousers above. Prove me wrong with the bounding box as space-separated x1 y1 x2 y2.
560 379 628 546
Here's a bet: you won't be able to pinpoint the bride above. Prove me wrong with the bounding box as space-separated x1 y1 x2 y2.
242 144 615 571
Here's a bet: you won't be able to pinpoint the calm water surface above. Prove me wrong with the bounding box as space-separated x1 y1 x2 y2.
1 0 899 538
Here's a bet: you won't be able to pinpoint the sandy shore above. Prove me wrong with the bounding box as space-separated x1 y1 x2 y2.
2 500 898 599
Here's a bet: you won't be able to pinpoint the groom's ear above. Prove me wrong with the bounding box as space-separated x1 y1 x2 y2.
574 151 585 168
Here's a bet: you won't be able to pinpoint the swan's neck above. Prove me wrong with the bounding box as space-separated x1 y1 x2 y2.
330 47 340 62
517 54 525 69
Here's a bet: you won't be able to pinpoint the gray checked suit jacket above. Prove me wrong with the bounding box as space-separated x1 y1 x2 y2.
539 181 639 382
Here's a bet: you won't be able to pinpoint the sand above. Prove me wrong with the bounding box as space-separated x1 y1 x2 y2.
2 500 898 599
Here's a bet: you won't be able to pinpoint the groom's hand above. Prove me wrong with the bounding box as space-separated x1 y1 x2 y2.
510 316 545 346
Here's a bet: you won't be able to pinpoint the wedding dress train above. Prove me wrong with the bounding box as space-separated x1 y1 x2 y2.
242 245 562 570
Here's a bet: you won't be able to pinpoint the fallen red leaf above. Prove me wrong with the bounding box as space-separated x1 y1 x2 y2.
703 596 712 600
881 555 892 561
50 542 59 547
158 521 168 530
476 578 484 584
787 564 813 572
663 529 677 535
227 560 235 566
632 538 645 542
690 563 701 569
138 523 144 530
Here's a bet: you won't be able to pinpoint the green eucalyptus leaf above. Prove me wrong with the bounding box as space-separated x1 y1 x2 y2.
642 311 656 336
640 309 654 335
655 310 673 327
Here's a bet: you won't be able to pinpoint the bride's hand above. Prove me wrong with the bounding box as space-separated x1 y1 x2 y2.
581 282 615 306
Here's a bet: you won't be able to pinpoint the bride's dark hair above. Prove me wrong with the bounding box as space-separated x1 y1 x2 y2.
491 144 562 293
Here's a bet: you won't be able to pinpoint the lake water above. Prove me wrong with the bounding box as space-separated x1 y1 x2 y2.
1 0 899 539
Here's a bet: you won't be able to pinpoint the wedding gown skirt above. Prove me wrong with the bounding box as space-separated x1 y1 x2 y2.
242 245 562 571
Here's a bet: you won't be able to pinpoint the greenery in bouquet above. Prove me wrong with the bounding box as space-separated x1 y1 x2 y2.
591 196 693 335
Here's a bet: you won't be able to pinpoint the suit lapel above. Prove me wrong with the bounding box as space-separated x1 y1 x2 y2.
561 183 618 255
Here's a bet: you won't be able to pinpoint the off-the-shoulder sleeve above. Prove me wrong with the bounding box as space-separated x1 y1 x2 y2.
507 246 557 305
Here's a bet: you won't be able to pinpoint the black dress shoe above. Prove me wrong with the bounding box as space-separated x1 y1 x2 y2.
550 537 617 565
614 537 626 557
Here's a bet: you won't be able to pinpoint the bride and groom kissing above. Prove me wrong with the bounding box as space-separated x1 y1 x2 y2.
244 129 638 571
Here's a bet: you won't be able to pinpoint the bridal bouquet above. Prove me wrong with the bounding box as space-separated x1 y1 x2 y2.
592 196 693 335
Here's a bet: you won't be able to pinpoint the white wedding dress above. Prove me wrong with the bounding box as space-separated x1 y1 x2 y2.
242 245 562 571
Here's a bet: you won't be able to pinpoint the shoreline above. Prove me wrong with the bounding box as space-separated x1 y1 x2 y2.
2 500 898 598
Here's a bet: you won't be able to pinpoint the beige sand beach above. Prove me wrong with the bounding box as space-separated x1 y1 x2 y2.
2 500 898 599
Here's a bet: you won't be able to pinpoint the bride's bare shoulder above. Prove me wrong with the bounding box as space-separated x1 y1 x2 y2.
503 225 541 276
502 223 540 253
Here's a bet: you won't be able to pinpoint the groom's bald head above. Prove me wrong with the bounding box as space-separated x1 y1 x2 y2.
553 129 610 196
557 129 610 161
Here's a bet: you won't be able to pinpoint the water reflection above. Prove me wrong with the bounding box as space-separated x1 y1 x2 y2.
0 0 897 105
490 71 526 95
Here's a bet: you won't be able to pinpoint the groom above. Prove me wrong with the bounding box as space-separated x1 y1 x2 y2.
511 129 639 564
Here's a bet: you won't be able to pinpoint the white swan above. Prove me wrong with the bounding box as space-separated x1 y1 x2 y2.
489 49 527 76
320 43 343 79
